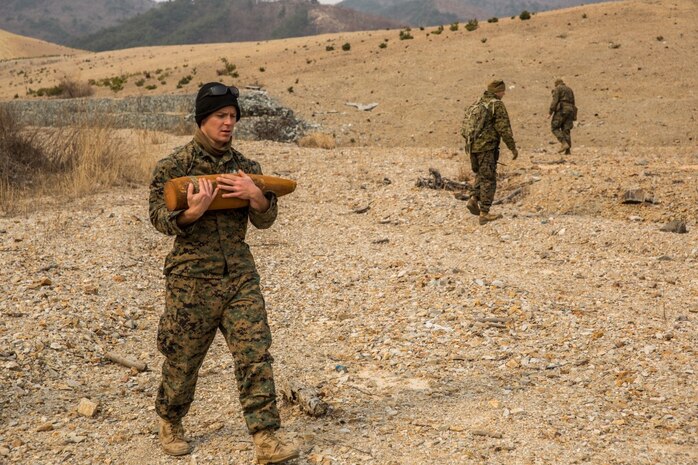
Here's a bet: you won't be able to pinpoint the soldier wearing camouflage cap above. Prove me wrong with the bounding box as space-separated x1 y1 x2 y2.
149 82 299 464
461 79 519 225
549 78 577 154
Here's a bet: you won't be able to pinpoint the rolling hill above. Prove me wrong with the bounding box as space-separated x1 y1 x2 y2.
0 29 81 61
0 0 157 46
70 0 402 51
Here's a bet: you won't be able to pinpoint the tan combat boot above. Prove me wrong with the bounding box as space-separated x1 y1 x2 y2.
479 212 502 225
466 196 480 216
159 418 193 456
558 141 570 153
253 429 300 464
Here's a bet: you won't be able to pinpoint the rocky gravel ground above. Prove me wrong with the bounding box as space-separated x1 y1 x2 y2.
0 140 696 465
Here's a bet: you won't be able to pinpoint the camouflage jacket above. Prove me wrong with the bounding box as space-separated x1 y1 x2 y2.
471 91 517 154
149 139 277 278
549 84 576 115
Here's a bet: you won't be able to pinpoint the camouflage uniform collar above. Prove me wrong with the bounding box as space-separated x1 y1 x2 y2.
192 140 238 165
483 91 501 100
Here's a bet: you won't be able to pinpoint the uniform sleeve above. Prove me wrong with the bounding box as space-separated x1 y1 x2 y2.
246 160 278 229
549 87 561 115
493 101 517 153
148 158 195 236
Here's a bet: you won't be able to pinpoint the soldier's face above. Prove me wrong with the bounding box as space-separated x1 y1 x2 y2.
496 91 506 99
201 106 237 147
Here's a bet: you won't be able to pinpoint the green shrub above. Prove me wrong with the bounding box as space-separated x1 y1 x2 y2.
92 75 126 92
145 84 157 90
431 25 444 35
487 17 499 23
342 43 351 51
449 22 459 31
259 67 266 72
176 75 193 88
378 42 387 49
325 45 335 51
287 86 294 93
519 10 531 20
465 19 479 31
135 78 145 87
216 58 239 78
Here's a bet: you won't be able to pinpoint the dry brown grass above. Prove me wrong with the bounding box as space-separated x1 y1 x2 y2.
57 76 94 98
0 108 154 215
297 132 336 149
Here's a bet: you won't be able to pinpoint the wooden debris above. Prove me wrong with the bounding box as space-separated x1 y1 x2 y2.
471 429 503 439
415 168 470 191
492 178 540 205
278 379 329 417
104 352 147 372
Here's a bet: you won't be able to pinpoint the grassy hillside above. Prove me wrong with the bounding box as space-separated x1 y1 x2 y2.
0 0 695 150
0 29 81 61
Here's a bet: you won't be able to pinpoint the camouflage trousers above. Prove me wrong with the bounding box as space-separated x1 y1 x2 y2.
470 149 498 212
551 109 574 148
155 273 280 434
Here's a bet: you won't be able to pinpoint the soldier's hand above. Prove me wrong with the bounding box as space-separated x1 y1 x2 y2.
186 177 219 215
512 149 519 160
217 171 269 212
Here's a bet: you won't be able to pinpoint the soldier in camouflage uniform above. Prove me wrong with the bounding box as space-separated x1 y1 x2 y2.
549 78 577 154
463 80 519 225
149 82 299 464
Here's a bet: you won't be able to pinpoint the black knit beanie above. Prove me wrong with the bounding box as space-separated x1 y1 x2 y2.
195 82 241 126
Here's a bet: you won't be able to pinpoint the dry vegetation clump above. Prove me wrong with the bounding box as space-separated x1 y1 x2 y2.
0 107 154 215
57 77 94 98
0 107 66 208
297 132 336 149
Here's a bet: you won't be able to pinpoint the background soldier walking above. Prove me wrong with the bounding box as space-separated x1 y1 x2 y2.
462 79 519 225
549 78 577 154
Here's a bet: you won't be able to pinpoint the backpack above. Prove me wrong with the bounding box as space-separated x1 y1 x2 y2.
460 98 496 154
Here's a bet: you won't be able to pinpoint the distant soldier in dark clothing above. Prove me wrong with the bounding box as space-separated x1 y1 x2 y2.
461 79 519 225
549 78 577 154
149 82 299 464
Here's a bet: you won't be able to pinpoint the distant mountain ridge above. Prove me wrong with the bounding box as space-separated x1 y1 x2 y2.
0 0 157 46
337 0 610 26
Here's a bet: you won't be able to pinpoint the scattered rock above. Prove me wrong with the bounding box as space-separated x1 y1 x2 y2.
659 220 688 233
622 189 655 204
77 398 99 418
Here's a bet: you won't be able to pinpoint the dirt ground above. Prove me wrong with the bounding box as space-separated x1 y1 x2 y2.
0 137 696 465
0 0 697 464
